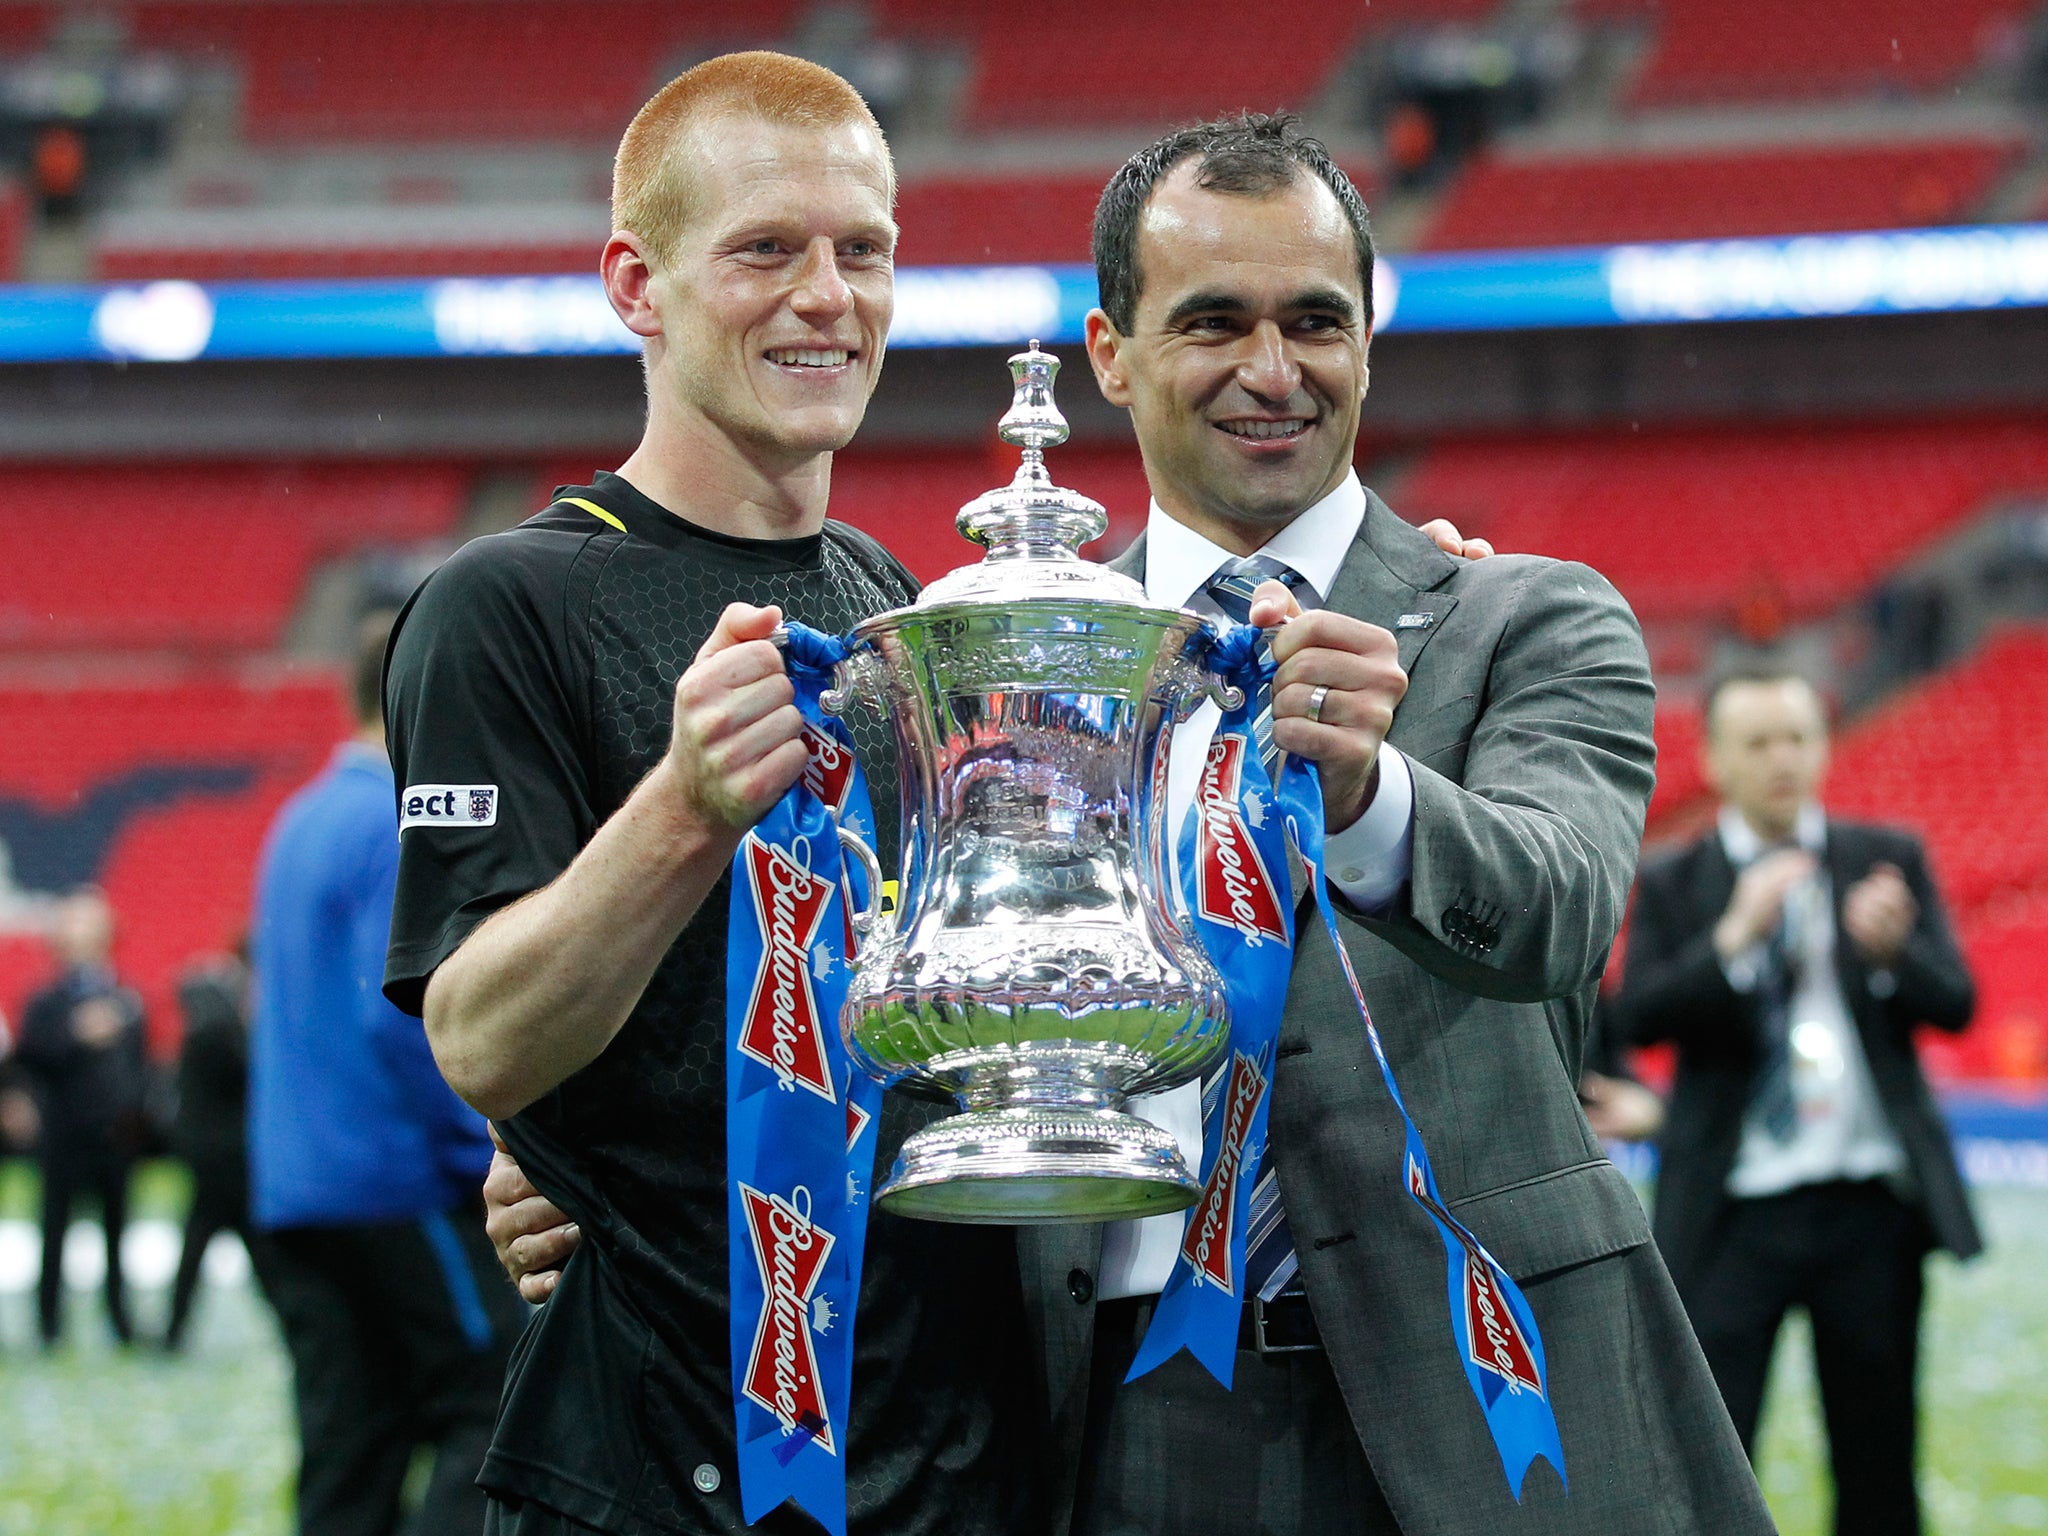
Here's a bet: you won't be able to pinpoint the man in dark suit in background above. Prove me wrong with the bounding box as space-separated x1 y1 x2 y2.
1620 664 1978 1536
15 887 147 1348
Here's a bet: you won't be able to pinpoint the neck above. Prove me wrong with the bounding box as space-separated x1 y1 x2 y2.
1149 468 1348 559
1737 805 1800 845
619 396 833 541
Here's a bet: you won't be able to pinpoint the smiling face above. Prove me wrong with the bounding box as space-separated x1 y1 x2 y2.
641 113 895 471
1086 162 1370 551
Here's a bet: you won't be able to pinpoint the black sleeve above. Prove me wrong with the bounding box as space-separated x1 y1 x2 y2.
1617 856 1754 1060
1875 831 1975 1034
382 529 603 1016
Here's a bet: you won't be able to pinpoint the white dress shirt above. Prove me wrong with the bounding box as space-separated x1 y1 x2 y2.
1718 804 1906 1198
1099 471 1419 1299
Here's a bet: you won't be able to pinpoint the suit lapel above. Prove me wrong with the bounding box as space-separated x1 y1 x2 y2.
1323 491 1460 678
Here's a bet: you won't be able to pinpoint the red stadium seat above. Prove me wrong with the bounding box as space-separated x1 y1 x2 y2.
0 463 469 651
1605 0 2041 107
877 0 1492 132
1397 420 2048 627
1421 138 2023 252
1825 627 2048 920
0 176 24 283
129 1 801 142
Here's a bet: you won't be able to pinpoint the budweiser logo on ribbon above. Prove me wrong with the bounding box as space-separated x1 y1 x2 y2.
738 833 837 1101
1181 1051 1268 1291
801 723 857 815
1407 1156 1543 1397
739 1183 839 1453
1195 736 1288 945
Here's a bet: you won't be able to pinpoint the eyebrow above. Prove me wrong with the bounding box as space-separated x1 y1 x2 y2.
1160 286 1360 328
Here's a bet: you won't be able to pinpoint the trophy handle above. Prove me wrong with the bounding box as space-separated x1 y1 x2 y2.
1163 652 1243 720
821 648 883 717
837 824 888 939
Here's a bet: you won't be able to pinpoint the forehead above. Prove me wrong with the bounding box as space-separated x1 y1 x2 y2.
1132 162 1360 315
682 114 893 229
1710 679 1826 738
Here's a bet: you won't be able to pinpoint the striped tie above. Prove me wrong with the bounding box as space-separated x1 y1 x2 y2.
1201 554 1306 776
1199 554 1305 1304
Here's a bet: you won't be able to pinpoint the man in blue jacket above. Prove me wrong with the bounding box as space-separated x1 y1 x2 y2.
250 611 521 1536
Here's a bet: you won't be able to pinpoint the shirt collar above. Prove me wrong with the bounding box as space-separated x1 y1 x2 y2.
1141 470 1367 610
1718 802 1826 864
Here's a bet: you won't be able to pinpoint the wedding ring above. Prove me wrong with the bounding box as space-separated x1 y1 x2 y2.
1305 684 1331 725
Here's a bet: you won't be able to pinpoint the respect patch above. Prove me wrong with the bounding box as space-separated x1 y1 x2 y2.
400 784 499 831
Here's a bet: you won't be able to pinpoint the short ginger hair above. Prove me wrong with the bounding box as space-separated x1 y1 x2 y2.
612 51 892 270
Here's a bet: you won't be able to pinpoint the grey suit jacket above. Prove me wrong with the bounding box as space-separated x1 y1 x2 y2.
1019 491 1772 1535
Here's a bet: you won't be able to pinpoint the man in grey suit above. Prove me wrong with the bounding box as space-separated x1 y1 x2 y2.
1021 113 1776 1536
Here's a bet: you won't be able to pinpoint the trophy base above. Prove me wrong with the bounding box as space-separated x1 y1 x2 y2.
874 1107 1200 1224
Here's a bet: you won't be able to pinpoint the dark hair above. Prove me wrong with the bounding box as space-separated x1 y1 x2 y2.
1092 112 1375 335
1702 660 1827 737
353 609 398 729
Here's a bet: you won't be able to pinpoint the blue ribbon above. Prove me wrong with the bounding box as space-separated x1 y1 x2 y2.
1130 623 1568 1499
724 623 884 1535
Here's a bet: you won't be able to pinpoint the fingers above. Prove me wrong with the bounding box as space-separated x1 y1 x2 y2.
506 1218 582 1283
521 1271 560 1304
696 602 784 663
483 1145 542 1212
668 622 809 829
1246 578 1305 630
1416 519 1497 561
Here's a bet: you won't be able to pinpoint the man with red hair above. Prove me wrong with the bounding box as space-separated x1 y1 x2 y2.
383 53 1040 1536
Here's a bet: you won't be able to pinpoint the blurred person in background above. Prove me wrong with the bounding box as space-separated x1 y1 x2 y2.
163 946 258 1351
1620 664 1979 1536
0 1007 41 1153
250 611 519 1536
15 886 146 1348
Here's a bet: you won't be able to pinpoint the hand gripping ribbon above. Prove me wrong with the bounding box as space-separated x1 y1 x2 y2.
1127 622 1568 1500
723 623 884 1536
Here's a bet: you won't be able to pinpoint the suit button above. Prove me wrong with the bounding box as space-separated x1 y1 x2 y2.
1068 1267 1095 1304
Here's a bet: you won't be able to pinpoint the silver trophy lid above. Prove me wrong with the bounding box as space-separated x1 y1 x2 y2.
908 342 1152 610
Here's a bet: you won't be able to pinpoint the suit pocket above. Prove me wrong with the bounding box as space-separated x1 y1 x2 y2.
1449 1158 1651 1283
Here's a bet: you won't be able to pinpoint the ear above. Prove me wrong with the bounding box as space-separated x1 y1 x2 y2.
1084 308 1132 408
602 231 662 340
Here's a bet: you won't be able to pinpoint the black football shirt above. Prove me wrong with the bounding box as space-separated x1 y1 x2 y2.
383 472 1041 1536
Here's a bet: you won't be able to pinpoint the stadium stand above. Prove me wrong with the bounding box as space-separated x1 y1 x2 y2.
1396 418 2048 627
876 0 1494 131
0 463 469 650
895 173 1115 268
1599 0 2043 107
1822 626 2048 1080
1420 137 2025 251
0 678 348 1052
127 1 801 141
1825 626 2048 918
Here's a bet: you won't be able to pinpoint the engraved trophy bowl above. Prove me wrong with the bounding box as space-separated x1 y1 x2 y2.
826 342 1233 1224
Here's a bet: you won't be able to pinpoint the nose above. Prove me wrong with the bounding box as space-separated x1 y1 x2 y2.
1236 319 1300 403
790 236 853 320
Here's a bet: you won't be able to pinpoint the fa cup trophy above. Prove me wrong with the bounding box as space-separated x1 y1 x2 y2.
826 343 1234 1224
